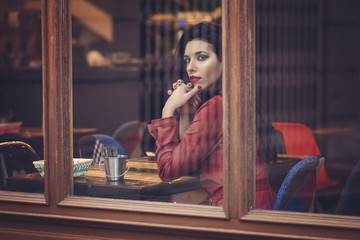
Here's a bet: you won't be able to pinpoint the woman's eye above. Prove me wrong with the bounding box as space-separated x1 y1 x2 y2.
184 58 190 64
198 55 208 61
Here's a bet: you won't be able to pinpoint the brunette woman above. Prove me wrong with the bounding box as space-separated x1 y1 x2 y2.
148 22 276 208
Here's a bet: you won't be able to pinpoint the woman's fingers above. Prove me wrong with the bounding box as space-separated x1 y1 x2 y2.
185 85 201 100
183 82 202 106
173 79 184 90
170 80 201 103
191 93 202 107
194 93 201 103
165 81 201 115
185 82 195 94
192 96 199 106
188 98 195 107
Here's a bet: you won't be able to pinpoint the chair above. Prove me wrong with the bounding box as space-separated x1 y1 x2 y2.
272 122 339 190
112 120 147 158
335 160 360 215
78 134 127 164
0 141 40 189
273 155 324 212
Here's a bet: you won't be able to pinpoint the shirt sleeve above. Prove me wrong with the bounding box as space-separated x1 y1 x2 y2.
148 96 222 182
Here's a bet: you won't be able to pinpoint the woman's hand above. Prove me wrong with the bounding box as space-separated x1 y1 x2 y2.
162 80 201 118
175 82 202 117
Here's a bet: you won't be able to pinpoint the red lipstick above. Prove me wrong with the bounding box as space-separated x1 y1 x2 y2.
189 76 201 84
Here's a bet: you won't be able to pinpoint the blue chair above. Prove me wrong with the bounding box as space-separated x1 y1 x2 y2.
112 120 147 158
273 156 324 212
78 134 127 164
336 160 360 215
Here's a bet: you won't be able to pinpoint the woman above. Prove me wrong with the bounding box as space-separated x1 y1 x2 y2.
148 22 276 209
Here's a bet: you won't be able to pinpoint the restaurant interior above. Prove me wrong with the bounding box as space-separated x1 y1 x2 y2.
0 0 360 219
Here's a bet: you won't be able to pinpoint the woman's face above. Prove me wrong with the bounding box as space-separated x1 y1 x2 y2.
184 39 222 93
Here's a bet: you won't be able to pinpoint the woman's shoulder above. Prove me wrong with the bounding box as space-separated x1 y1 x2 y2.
196 95 222 117
211 94 222 102
201 95 222 109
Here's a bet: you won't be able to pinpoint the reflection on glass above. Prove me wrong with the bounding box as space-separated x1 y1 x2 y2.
256 0 360 216
72 0 222 206
0 0 43 193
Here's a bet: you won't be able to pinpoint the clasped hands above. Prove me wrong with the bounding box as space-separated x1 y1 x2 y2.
162 79 202 118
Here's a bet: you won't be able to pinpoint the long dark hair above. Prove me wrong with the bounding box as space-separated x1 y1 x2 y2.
175 22 222 100
256 97 277 164
175 22 276 164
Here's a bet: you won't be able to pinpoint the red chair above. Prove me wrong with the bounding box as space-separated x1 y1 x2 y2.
272 122 339 190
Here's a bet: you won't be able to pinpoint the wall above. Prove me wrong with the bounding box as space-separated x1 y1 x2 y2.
322 0 360 123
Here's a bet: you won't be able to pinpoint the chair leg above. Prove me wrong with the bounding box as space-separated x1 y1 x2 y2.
0 153 9 188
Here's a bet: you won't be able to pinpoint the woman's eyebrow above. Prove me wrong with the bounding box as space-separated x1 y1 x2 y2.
184 51 209 58
194 51 208 55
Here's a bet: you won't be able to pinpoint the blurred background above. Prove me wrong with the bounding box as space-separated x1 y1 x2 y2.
0 0 360 214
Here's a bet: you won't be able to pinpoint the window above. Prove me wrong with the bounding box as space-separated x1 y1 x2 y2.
0 1 358 239
255 0 360 219
71 0 223 206
0 0 44 196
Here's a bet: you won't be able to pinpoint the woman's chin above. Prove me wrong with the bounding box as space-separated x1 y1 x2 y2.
195 83 207 90
193 83 200 89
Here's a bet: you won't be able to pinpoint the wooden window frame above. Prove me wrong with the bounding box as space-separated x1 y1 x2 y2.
0 0 359 239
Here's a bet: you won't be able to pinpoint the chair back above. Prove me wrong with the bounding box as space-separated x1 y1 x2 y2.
272 122 320 156
272 122 338 190
336 160 360 215
0 141 40 188
273 155 324 212
112 120 147 158
78 134 127 164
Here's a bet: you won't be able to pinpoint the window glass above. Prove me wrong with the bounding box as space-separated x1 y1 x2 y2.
0 0 44 193
72 0 223 206
255 0 360 216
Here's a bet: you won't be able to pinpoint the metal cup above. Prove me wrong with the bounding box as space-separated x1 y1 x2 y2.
99 155 130 181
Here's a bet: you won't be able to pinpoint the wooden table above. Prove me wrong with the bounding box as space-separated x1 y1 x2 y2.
5 157 204 202
7 154 323 205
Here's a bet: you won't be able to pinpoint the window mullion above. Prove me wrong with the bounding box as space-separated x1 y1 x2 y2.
42 0 73 205
223 0 255 219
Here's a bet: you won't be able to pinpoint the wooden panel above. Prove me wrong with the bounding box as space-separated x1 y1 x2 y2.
222 0 254 218
0 1 359 239
42 0 72 204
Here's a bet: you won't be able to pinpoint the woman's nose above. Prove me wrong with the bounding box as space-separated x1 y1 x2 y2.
187 59 196 73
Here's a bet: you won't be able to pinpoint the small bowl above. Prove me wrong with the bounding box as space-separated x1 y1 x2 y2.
33 158 93 177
